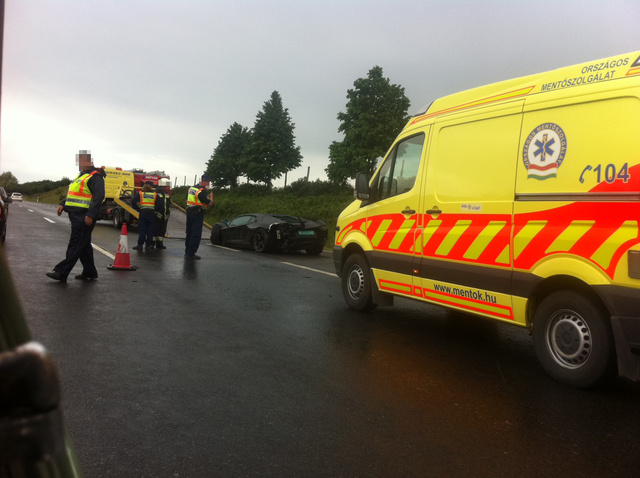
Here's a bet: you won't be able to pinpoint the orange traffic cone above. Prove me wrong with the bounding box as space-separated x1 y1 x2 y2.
107 223 137 271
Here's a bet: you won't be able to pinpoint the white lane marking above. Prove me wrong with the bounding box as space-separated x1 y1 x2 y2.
280 261 336 277
208 243 241 252
28 209 34 212
39 212 113 259
92 243 115 260
207 243 333 275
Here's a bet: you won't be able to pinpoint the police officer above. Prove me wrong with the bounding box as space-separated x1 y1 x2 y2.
46 151 106 282
132 182 157 250
185 182 212 259
154 179 172 249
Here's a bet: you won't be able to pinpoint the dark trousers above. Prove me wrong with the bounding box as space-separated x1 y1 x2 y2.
137 212 155 247
54 208 97 279
154 217 168 244
185 209 204 256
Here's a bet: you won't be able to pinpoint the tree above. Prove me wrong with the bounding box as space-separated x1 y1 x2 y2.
326 66 410 183
245 91 302 187
20 177 71 195
206 122 251 188
0 171 19 192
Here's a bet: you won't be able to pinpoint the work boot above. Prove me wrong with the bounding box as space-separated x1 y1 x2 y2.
156 242 166 249
133 245 143 251
46 271 67 282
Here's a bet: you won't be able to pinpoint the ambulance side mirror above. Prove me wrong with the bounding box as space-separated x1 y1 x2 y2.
354 172 370 200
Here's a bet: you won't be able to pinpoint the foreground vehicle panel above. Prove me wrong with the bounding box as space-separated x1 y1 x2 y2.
0 249 82 475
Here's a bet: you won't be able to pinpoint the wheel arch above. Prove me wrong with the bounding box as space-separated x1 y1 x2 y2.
526 255 612 327
337 230 372 271
340 242 368 275
526 275 611 329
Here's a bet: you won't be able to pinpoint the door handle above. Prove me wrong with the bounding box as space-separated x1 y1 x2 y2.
401 208 416 215
426 206 442 216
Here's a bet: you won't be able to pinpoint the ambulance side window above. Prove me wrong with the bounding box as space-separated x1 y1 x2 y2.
372 134 424 201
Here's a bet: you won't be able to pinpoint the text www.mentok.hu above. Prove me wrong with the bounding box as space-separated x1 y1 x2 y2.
433 283 497 304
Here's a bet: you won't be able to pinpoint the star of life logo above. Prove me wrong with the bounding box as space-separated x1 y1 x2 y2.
522 123 567 180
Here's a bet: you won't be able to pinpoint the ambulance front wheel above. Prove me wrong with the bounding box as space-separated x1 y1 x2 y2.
342 253 376 311
532 290 615 388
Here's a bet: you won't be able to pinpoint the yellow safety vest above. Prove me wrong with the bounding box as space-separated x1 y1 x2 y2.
187 187 206 207
66 171 99 208
139 191 157 211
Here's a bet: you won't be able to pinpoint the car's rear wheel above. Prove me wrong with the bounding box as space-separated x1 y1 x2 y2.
252 228 270 253
342 253 376 311
305 243 325 255
210 224 222 245
532 290 615 388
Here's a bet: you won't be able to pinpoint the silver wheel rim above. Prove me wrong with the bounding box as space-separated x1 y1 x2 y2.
545 309 592 369
347 265 365 301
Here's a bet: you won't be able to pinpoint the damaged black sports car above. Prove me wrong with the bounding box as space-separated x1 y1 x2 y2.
209 213 328 255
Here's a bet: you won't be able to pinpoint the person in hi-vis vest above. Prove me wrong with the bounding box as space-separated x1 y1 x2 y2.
185 182 212 259
46 150 106 282
132 182 157 250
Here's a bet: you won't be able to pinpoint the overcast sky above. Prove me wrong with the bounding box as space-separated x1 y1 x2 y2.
2 0 639 187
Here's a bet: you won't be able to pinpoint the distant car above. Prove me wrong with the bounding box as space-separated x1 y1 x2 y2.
210 213 328 255
10 192 22 201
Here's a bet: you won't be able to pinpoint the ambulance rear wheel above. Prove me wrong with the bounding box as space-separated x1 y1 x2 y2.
342 253 376 311
532 290 615 388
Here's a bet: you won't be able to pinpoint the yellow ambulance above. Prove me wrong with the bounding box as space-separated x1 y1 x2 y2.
334 51 640 388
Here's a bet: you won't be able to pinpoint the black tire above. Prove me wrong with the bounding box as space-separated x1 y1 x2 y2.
252 228 270 253
342 253 376 311
210 224 222 245
305 242 325 255
113 209 123 229
532 290 615 388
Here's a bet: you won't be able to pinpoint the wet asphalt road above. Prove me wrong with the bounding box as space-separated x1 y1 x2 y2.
3 201 640 478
